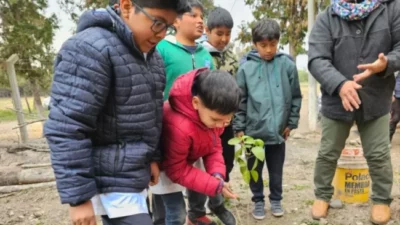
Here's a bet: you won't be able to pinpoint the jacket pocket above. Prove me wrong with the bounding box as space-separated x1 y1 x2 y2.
121 142 151 173
93 144 118 176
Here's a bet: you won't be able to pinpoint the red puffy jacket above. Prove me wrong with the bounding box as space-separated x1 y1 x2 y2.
162 68 226 197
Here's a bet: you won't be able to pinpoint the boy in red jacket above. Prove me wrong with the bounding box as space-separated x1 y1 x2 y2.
159 68 241 225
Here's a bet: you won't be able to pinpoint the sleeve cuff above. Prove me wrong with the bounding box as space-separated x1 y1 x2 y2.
215 179 224 195
69 200 87 207
382 55 398 78
212 173 224 180
326 76 348 96
334 80 347 95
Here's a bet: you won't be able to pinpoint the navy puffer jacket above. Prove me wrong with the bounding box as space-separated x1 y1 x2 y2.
44 7 165 205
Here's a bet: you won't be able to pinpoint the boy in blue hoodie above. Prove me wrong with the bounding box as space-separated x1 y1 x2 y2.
44 1 189 225
233 19 302 220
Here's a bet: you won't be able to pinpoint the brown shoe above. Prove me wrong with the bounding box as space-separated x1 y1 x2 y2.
311 200 329 220
370 204 391 225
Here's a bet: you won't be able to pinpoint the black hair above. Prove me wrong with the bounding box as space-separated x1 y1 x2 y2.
252 18 280 43
177 0 204 17
207 7 233 31
192 70 241 115
132 0 191 14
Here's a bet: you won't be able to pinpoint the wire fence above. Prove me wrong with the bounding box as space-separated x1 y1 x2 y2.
0 96 48 145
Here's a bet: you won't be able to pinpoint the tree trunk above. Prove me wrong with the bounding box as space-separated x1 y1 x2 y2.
30 79 45 136
21 163 51 169
24 86 32 113
24 95 31 114
0 182 56 194
289 43 298 63
30 80 43 112
0 167 55 186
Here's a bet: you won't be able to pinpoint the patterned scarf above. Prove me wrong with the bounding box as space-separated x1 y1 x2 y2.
332 0 382 21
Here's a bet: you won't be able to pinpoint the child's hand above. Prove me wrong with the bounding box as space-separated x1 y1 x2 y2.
149 162 160 186
222 182 238 199
235 131 244 138
69 200 96 225
283 128 291 140
215 176 238 199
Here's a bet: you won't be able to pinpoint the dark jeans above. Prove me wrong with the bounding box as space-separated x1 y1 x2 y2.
152 194 165 225
247 143 286 202
152 190 209 225
390 98 400 141
102 213 153 225
153 192 187 225
155 191 224 225
221 124 235 182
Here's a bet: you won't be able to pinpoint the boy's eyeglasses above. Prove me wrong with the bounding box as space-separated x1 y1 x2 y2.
133 2 174 34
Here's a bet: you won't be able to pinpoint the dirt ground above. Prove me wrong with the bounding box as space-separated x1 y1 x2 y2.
1 91 400 225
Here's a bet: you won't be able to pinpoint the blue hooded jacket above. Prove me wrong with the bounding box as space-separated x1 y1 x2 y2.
44 7 165 205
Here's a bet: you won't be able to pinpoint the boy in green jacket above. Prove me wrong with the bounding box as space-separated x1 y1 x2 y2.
233 19 302 220
156 0 214 101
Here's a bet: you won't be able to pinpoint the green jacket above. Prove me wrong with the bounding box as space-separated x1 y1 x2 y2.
201 41 238 75
233 51 302 144
157 36 214 100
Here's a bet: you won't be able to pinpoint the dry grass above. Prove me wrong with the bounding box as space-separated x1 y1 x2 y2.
0 97 48 121
0 97 38 110
0 97 47 141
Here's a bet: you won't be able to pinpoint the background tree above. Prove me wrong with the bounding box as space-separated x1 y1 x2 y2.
57 0 108 23
0 0 59 109
59 0 216 23
236 0 330 61
199 0 215 16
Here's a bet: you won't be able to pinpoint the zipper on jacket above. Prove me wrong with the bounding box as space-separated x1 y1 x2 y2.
141 56 158 157
264 62 281 142
113 88 120 174
114 142 120 173
175 41 197 69
192 54 196 69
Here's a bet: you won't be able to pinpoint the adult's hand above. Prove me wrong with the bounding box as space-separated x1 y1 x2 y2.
339 81 362 112
354 53 388 82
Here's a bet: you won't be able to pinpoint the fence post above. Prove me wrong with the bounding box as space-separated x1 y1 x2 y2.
5 54 28 143
308 0 319 132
